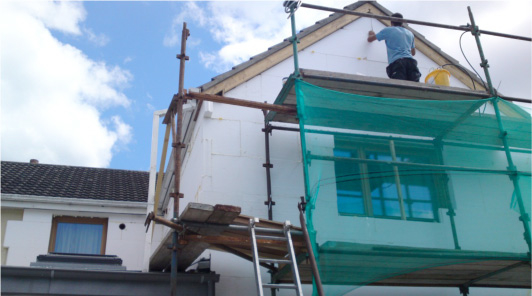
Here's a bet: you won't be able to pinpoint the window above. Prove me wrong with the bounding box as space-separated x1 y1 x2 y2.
48 216 108 255
334 136 448 222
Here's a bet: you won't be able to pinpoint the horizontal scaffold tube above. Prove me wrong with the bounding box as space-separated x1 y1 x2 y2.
181 220 304 236
308 153 532 177
301 3 532 42
186 92 297 115
145 213 304 236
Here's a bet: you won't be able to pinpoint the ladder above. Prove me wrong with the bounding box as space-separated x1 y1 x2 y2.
249 217 303 296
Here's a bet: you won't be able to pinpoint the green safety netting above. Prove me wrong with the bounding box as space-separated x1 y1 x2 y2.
294 79 531 295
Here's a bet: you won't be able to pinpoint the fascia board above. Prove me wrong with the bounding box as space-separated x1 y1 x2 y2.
1 194 147 215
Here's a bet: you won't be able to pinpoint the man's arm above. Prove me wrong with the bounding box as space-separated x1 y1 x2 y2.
368 30 377 42
411 48 416 56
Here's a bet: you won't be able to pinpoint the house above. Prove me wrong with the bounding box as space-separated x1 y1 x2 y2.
2 1 529 296
148 1 531 296
0 160 218 295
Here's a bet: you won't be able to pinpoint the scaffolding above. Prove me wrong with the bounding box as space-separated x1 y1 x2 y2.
145 2 531 296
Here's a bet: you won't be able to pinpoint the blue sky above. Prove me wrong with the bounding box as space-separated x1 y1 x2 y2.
1 1 530 171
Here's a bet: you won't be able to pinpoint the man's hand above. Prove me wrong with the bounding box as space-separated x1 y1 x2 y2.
367 30 377 42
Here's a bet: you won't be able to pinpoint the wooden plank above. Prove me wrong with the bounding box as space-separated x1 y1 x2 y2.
206 204 241 224
180 203 214 222
176 203 242 270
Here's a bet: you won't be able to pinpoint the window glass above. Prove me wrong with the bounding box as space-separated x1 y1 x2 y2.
49 217 107 255
55 223 103 254
335 149 365 215
334 138 443 222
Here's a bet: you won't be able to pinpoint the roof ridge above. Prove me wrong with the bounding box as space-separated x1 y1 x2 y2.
0 160 149 174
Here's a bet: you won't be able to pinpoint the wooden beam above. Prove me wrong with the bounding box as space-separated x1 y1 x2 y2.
186 92 297 115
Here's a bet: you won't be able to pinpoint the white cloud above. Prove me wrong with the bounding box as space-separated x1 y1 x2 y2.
164 1 206 47
111 116 132 145
1 1 133 167
8 1 87 35
83 27 110 47
169 0 353 73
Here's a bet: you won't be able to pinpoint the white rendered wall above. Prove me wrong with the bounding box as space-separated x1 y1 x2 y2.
155 17 528 296
3 207 147 270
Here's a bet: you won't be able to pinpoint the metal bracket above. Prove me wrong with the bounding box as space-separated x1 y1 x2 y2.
298 196 306 213
172 142 187 148
264 199 276 206
459 285 470 296
498 130 507 139
176 54 190 60
480 59 489 68
169 193 184 199
262 163 273 169
144 212 154 233
289 36 301 44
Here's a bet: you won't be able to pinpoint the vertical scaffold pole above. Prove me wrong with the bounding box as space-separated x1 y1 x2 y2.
287 2 300 76
171 22 190 296
467 7 496 97
262 113 275 221
492 98 531 253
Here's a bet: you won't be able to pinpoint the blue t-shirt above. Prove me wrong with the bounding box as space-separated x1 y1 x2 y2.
376 26 415 64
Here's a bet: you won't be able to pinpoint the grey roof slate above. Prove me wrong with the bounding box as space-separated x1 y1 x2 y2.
1 161 148 203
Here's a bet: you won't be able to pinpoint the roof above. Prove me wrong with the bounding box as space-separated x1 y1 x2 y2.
1 161 149 202
198 1 485 95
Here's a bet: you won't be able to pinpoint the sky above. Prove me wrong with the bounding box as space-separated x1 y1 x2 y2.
1 0 531 171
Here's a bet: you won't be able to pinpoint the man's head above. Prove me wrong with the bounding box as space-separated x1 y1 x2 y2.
391 13 403 27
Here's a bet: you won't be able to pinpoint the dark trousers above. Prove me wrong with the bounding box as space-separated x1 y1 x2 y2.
386 58 422 82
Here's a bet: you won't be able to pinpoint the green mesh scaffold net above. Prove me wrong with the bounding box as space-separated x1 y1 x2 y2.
294 80 531 295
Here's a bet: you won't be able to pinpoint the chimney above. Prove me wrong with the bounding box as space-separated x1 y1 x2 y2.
30 159 39 164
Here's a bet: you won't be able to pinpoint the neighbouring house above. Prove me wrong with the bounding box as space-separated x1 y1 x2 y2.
0 160 218 295
148 1 531 296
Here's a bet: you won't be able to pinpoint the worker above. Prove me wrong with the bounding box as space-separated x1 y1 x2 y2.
367 13 421 82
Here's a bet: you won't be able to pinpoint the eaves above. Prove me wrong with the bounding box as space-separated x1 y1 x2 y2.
1 194 147 215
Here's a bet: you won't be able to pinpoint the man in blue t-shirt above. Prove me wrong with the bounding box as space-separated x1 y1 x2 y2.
367 13 421 82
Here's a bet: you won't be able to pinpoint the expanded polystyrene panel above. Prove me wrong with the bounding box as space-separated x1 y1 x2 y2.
241 121 265 158
4 219 51 265
210 154 267 197
106 215 147 270
203 118 242 157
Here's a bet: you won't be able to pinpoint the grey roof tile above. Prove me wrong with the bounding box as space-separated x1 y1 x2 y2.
1 161 148 203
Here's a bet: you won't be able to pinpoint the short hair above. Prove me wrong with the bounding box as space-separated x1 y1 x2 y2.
391 13 404 27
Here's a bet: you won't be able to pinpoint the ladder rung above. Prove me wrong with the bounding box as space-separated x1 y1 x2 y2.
255 235 287 241
259 258 292 264
263 283 297 290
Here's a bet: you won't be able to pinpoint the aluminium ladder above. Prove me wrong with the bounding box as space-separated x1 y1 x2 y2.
249 217 303 296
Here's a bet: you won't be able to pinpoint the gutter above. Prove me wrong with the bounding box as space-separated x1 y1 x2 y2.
1 194 147 215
